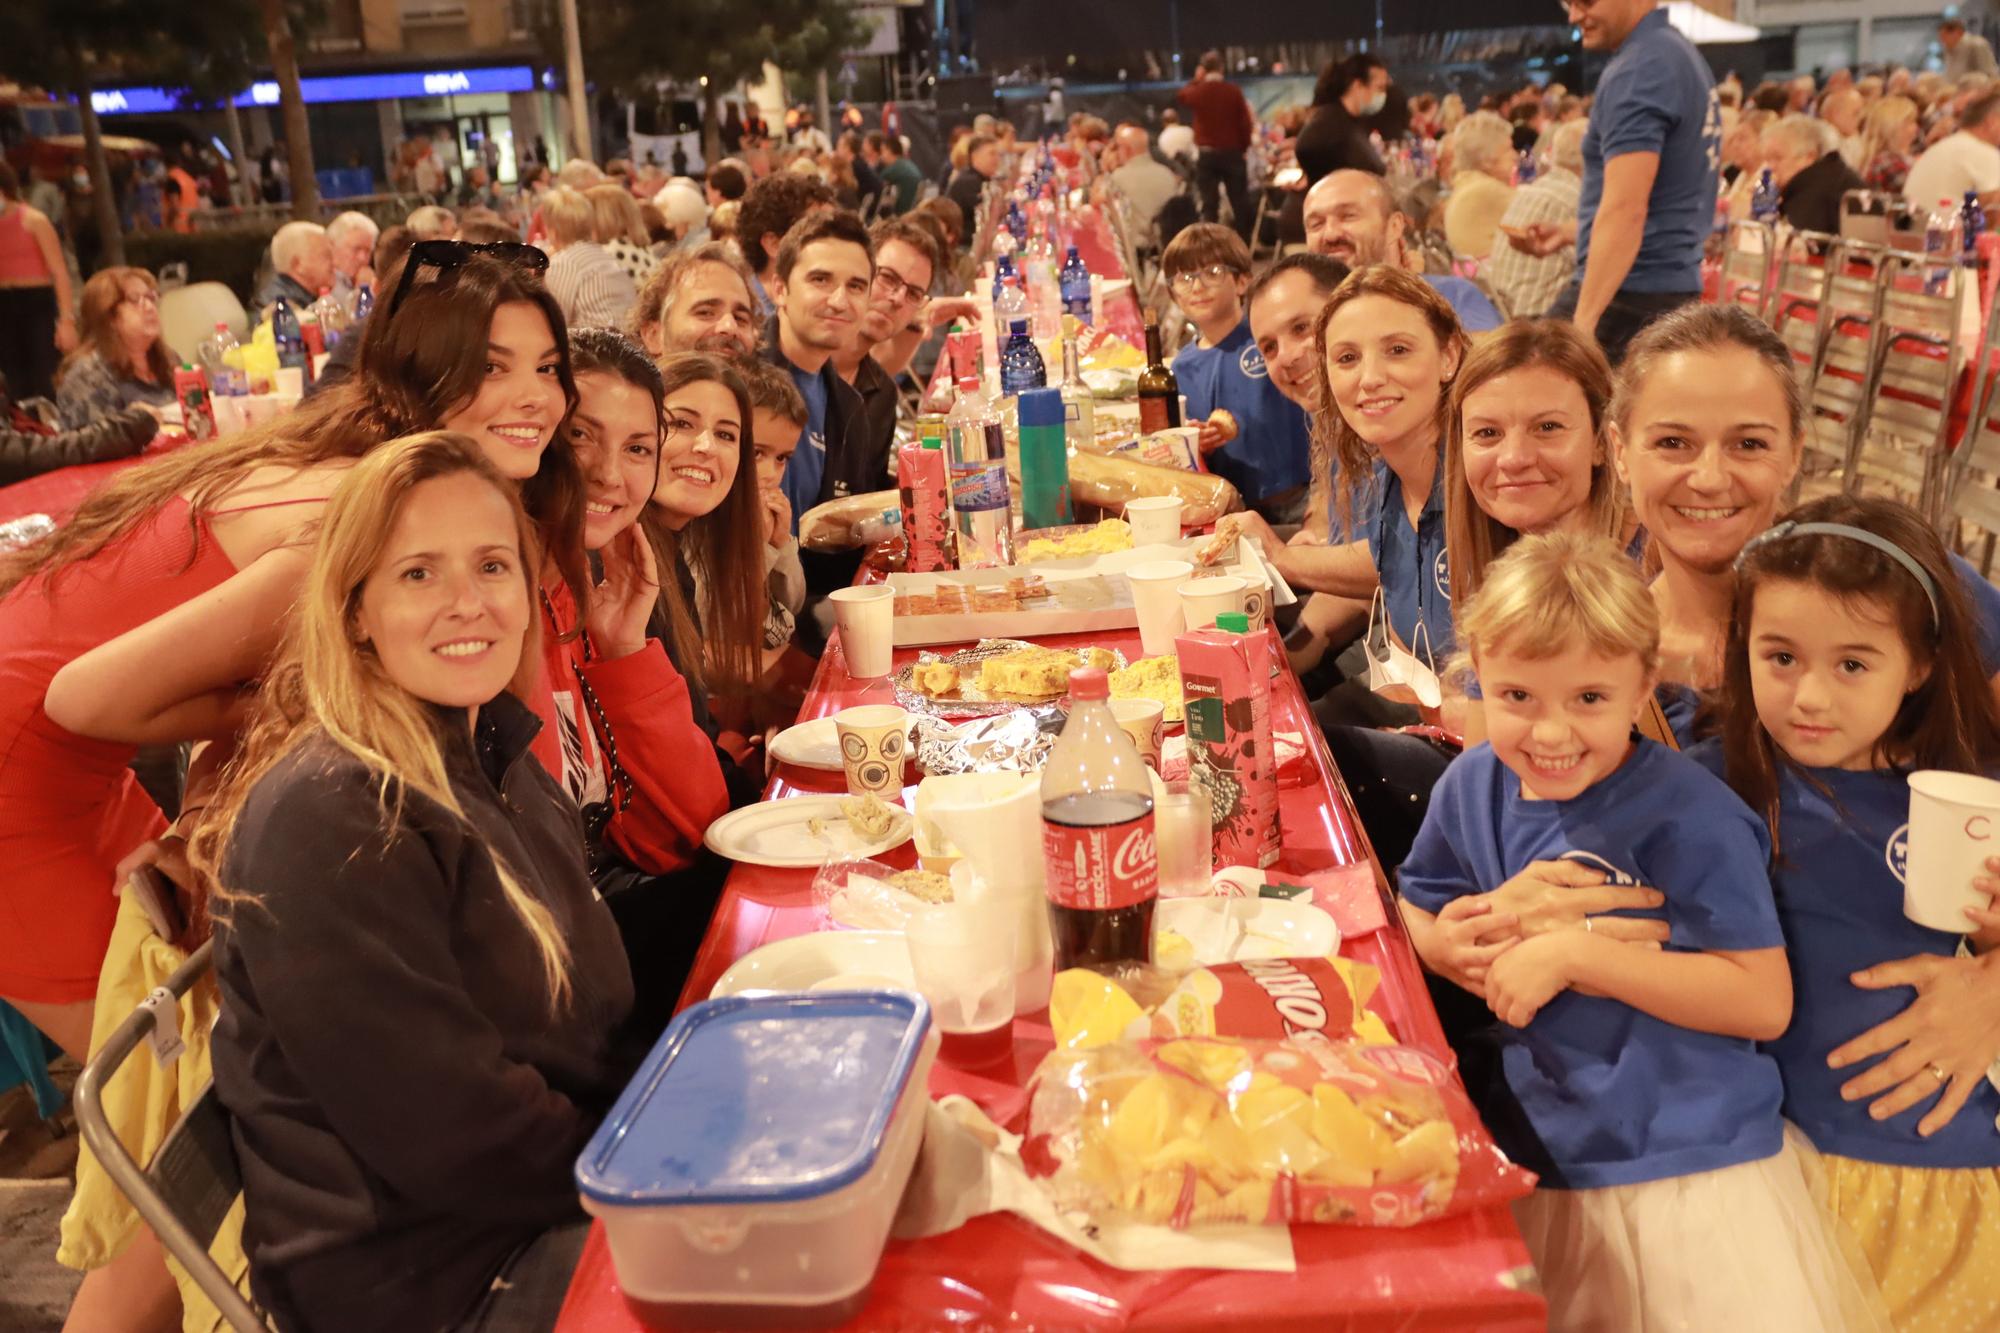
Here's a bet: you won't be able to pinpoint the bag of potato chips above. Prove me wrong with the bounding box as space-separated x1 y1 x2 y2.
1024 1035 1535 1229
1049 957 1398 1052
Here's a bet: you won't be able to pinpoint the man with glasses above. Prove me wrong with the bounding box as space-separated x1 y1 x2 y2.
1163 224 1313 526
1512 0 1721 362
830 218 940 480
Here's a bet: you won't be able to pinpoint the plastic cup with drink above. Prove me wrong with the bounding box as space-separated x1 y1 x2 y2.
1904 771 2000 932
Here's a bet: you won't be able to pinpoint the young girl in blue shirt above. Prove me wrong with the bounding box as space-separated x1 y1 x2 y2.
1399 530 1886 1332
1696 494 2000 1330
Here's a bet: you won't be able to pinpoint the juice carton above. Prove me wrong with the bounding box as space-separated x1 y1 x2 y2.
172 364 216 442
1177 613 1279 869
898 420 953 572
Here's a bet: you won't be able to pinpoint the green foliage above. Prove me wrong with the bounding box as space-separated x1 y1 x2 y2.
576 0 871 98
0 0 268 104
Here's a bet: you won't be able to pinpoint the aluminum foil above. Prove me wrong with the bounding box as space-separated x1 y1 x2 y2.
894 638 1128 719
913 706 1067 775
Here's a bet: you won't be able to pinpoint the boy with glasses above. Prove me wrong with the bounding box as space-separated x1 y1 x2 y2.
1164 224 1313 525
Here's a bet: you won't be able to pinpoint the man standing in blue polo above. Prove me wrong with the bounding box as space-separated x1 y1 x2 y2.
1520 0 1722 362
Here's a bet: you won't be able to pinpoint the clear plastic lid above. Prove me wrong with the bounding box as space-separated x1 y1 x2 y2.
575 992 931 1207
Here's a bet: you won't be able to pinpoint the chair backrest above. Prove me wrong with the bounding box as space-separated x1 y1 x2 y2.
1941 283 2000 571
159 282 250 366
72 941 273 1333
1719 219 1776 320
1847 254 1967 519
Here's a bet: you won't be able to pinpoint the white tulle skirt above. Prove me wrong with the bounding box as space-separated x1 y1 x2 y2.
1512 1129 1891 1333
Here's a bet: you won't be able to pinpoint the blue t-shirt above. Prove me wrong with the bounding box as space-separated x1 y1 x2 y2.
750 272 776 322
1359 455 1453 663
1686 744 2000 1168
1574 8 1722 294
1398 740 1786 1188
1421 275 1502 333
780 361 829 532
1172 319 1313 506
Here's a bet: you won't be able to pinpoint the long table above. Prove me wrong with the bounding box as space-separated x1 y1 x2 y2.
554 625 1544 1331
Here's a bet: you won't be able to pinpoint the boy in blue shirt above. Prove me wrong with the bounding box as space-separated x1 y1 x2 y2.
1164 224 1315 527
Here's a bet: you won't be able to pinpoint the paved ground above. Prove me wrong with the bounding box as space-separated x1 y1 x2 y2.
0 1070 85 1333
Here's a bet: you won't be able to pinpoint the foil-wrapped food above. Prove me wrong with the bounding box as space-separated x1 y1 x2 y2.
912 706 1067 775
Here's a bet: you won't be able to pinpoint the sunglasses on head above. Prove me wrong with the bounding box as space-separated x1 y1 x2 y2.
386 239 550 321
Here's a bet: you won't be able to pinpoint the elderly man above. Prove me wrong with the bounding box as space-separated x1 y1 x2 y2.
1943 17 2000 82
1441 112 1518 261
1302 170 1502 331
630 241 759 361
1518 0 1721 363
405 204 456 242
1490 120 1588 319
1904 89 2000 208
256 220 334 313
1764 115 1863 235
1107 125 1186 237
325 211 380 306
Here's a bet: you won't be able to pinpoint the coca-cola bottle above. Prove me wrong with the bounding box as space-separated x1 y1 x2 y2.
1041 666 1159 970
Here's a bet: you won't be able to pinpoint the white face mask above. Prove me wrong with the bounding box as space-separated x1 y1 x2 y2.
1362 91 1388 117
1361 587 1442 710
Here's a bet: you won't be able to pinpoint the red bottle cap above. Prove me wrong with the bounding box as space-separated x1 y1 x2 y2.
1068 666 1108 700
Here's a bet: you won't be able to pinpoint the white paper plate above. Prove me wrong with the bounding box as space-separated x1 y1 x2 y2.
702 796 913 868
709 930 916 998
1154 896 1339 965
767 716 844 771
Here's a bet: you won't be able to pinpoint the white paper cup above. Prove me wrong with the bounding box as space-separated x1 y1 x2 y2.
1905 770 2000 932
1179 575 1248 631
829 584 896 678
833 704 910 799
1126 558 1193 657
1109 697 1165 769
1126 495 1185 546
1236 563 1272 633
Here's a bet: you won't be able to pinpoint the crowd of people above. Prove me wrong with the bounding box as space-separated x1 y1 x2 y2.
4 3 2000 1330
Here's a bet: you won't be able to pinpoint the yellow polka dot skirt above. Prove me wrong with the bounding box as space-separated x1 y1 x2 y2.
1821 1154 2000 1332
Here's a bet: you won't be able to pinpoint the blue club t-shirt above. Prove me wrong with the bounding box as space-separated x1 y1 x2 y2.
1398 740 1787 1188
1357 455 1453 664
1171 319 1313 506
1574 8 1722 294
1653 552 2000 748
779 361 829 533
1686 744 2000 1168
1421 275 1502 333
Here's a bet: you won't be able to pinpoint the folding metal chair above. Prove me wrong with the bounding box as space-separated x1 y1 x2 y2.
1843 255 1969 521
1795 238 1894 499
1940 291 2000 573
1717 219 1777 321
72 941 271 1333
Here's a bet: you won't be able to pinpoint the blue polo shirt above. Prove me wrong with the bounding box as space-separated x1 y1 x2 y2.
1575 8 1722 294
1421 275 1502 333
1359 454 1453 662
780 361 829 531
1400 740 1786 1188
1172 319 1313 506
1686 745 2000 1168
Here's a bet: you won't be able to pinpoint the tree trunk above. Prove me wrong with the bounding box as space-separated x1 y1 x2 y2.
222 102 253 208
814 68 831 149
702 82 721 171
67 37 123 269
259 0 320 218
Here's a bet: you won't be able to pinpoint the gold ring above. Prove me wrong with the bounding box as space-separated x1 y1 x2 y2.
1930 1063 1949 1085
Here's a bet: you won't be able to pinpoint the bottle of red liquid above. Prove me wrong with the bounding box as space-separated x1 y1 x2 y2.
1041 666 1159 970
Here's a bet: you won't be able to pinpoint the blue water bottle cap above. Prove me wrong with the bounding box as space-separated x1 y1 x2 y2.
1010 319 1029 337
1018 387 1065 426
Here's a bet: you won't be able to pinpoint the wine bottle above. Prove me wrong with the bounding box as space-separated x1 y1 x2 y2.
1137 320 1181 434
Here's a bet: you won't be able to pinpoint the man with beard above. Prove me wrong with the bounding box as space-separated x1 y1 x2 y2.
1301 170 1501 332
630 243 760 361
829 217 941 470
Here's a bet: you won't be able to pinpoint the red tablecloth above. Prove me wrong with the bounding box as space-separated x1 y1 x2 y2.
0 454 150 526
554 627 1543 1332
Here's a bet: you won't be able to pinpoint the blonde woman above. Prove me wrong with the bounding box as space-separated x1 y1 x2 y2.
1858 95 1920 194
584 182 658 289
192 432 632 1332
1441 112 1518 261
543 185 639 330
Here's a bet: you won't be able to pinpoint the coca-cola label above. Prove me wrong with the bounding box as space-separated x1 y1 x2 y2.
1044 812 1159 910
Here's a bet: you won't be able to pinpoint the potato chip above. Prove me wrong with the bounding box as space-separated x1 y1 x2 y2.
1309 1084 1397 1170
1050 969 1148 1050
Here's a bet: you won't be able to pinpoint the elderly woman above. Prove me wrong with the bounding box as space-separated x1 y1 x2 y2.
1442 112 1518 263
54 267 178 429
585 182 658 290
1763 115 1862 235
543 185 640 331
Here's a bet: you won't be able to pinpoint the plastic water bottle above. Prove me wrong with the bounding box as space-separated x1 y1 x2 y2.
312 287 351 350
199 322 247 397
995 273 1028 327
1926 198 1961 295
1517 152 1537 186
945 374 1013 569
1006 199 1028 245
1000 318 1047 395
1963 189 1986 268
1750 168 1779 224
352 281 375 323
1059 245 1092 324
1041 666 1159 971
272 298 308 378
990 254 1017 304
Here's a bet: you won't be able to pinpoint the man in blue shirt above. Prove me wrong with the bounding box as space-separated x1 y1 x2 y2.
736 172 838 323
1519 0 1722 362
1163 224 1314 525
1301 171 1502 333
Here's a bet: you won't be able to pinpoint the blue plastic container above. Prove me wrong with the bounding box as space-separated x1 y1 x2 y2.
576 991 936 1327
